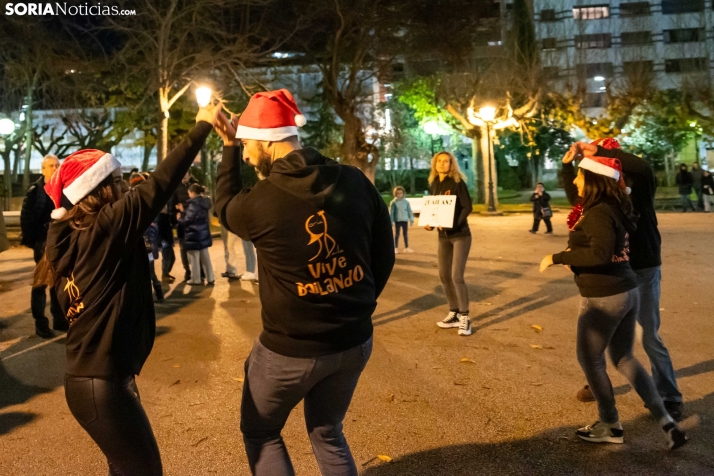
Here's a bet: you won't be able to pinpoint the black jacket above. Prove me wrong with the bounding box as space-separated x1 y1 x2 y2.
563 147 661 270
552 200 638 298
428 176 472 239
676 170 693 195
46 122 212 378
21 176 54 247
178 196 212 251
692 167 703 189
215 146 395 358
702 175 714 196
530 192 551 218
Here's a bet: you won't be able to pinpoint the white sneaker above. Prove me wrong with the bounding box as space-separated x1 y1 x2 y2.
437 311 460 328
404 247 415 253
576 421 624 444
457 313 472 336
241 272 257 281
394 247 399 254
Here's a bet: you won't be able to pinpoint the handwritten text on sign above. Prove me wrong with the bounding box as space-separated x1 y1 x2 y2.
417 195 456 228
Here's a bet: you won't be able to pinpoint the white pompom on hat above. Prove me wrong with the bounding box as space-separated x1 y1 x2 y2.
44 149 122 219
236 88 306 141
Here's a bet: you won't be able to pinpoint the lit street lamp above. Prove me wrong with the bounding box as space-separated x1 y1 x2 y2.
422 120 447 155
0 118 14 136
196 86 212 108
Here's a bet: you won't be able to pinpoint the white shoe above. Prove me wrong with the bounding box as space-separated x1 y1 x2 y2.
241 272 257 281
576 421 624 444
457 313 472 336
404 247 415 253
394 248 399 254
437 311 460 328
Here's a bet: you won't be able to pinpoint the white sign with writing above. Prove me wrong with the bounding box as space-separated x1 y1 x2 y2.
418 195 456 228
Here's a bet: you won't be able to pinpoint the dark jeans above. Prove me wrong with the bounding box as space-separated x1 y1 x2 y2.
680 194 695 212
241 337 373 476
156 214 175 277
577 288 670 425
149 257 164 300
532 217 552 233
31 241 65 330
694 187 704 210
437 235 471 313
635 266 682 403
393 221 409 248
65 375 162 476
178 235 191 277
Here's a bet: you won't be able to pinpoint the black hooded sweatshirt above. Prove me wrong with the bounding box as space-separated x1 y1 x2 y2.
215 146 395 358
46 122 212 378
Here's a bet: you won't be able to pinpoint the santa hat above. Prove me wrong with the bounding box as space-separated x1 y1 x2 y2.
236 88 306 141
578 156 629 193
590 137 621 150
44 149 121 219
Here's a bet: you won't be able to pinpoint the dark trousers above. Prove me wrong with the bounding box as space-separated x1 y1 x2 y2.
532 217 553 233
148 257 164 301
241 338 372 476
680 194 695 212
31 241 65 330
394 221 409 248
178 235 191 277
65 375 162 476
156 214 175 277
694 187 704 210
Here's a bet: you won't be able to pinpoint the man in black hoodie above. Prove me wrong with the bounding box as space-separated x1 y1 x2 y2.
214 89 394 476
564 140 684 421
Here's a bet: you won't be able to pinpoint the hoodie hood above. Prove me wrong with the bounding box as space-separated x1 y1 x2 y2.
268 147 341 209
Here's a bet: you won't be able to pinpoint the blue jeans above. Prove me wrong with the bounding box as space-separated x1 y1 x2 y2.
241 337 373 476
242 239 256 274
393 221 408 248
680 194 695 211
577 289 669 424
635 266 682 403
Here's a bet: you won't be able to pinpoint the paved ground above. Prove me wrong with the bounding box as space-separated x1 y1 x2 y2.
1 212 713 475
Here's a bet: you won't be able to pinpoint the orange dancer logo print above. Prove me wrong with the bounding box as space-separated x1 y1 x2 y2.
305 210 342 262
63 273 85 324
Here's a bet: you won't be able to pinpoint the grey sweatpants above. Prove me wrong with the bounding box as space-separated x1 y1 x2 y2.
437 235 472 313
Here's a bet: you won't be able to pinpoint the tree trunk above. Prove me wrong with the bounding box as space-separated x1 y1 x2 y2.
158 112 168 165
472 136 484 204
23 90 33 191
12 148 21 182
142 142 153 171
663 153 673 187
2 153 11 211
340 116 378 183
409 157 416 195
480 129 498 208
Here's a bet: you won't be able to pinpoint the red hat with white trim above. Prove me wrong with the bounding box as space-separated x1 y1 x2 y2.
590 137 621 150
578 156 629 192
44 149 121 219
236 88 306 141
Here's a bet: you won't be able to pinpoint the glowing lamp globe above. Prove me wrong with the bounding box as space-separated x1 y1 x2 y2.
478 106 497 122
0 118 15 135
196 87 212 108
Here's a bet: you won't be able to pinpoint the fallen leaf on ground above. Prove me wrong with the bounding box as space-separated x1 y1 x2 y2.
529 344 543 350
377 455 393 463
460 357 476 364
454 380 469 386
531 325 543 332
660 308 665 311
172 364 181 368
192 437 208 447
169 379 181 387
232 378 244 382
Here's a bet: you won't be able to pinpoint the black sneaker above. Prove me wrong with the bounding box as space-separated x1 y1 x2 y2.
663 422 688 450
576 421 624 444
437 311 460 328
162 274 176 283
221 271 238 279
664 401 684 422
36 327 56 339
544 231 553 235
528 230 537 234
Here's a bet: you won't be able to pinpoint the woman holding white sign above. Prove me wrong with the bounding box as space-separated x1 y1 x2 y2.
426 152 473 336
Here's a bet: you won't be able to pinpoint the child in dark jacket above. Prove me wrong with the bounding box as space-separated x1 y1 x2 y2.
177 183 215 285
529 182 553 234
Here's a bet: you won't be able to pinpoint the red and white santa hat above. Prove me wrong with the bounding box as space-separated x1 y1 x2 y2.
578 156 629 192
44 149 121 219
590 137 621 150
236 88 306 141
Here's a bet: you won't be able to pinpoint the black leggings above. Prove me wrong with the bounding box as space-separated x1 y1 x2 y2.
65 375 162 476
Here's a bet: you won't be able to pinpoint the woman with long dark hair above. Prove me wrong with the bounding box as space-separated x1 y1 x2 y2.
540 156 687 450
427 151 473 336
44 105 219 475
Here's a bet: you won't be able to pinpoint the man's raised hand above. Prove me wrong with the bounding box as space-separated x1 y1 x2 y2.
214 111 239 146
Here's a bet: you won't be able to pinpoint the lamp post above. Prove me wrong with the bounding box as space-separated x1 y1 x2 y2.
478 106 497 213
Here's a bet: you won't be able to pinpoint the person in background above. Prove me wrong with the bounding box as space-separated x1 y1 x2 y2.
220 223 258 282
541 155 687 450
21 154 67 338
171 173 195 281
429 151 473 336
691 162 704 211
529 182 553 235
0 208 9 254
156 199 177 283
564 139 685 422
177 183 214 286
390 185 414 254
130 173 165 303
702 169 714 213
675 164 695 212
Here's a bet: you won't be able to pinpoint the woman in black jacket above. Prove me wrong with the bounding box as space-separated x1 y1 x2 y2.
427 151 473 336
540 156 687 450
675 164 695 212
529 182 553 234
44 105 219 475
177 183 215 285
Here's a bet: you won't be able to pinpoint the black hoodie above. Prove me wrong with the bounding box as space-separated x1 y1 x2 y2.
46 122 212 378
215 146 395 358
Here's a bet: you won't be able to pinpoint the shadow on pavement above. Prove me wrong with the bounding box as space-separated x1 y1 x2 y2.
0 411 37 436
362 392 714 476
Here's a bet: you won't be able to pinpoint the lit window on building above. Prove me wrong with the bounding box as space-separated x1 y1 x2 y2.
664 58 707 73
620 31 652 45
663 28 704 44
661 0 704 14
619 2 651 16
573 5 610 19
540 9 557 21
575 33 612 49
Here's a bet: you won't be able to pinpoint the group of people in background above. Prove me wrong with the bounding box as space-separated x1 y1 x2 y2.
676 162 714 212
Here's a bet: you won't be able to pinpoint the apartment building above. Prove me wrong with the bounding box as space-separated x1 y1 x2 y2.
535 0 714 110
